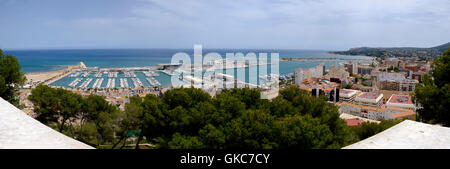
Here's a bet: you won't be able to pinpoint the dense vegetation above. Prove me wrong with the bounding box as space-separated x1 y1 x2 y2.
29 85 123 147
0 49 26 105
29 84 399 149
414 49 450 126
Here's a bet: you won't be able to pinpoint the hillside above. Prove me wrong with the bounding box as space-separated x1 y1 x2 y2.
331 42 450 60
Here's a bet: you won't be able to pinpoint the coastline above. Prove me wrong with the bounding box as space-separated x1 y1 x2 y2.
25 62 85 87
327 51 376 58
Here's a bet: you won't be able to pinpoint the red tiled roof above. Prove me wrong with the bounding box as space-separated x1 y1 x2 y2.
345 118 364 126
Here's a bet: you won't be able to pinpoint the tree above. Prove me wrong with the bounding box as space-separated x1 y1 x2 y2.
29 85 397 149
29 85 83 132
0 49 26 104
350 120 398 140
414 49 450 126
343 84 352 89
134 86 356 149
29 84 123 148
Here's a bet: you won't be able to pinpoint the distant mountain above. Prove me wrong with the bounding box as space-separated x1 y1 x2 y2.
431 42 450 51
330 42 450 59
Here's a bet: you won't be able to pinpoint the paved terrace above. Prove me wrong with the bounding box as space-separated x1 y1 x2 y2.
0 98 93 149
344 120 450 149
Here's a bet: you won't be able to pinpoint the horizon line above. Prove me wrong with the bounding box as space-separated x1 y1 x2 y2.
2 47 336 51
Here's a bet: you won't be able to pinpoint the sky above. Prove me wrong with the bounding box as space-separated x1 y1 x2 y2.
0 0 449 50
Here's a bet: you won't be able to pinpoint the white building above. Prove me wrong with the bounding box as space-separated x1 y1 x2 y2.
339 89 358 103
355 92 383 107
327 63 349 80
294 63 325 85
386 94 416 111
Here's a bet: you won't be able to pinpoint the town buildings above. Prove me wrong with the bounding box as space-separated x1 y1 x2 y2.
357 65 374 76
378 72 418 91
299 79 340 102
294 63 325 85
386 94 416 111
338 101 416 121
326 63 350 82
355 92 384 107
339 89 358 103
344 61 358 75
384 57 401 68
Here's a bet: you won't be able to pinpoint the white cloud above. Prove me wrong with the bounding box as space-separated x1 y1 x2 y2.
1 0 449 49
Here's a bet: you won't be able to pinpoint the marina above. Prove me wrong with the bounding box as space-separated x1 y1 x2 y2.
79 78 93 88
146 77 161 86
82 72 90 77
143 71 159 77
120 78 129 88
108 72 118 78
131 77 144 88
70 72 80 77
94 72 102 77
92 78 104 89
106 78 116 88
48 52 371 90
69 78 82 88
124 71 136 77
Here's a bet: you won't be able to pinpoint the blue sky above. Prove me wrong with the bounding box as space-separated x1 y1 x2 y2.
0 0 449 50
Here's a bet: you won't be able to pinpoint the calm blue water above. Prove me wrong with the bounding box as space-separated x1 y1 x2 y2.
6 49 371 87
7 49 370 73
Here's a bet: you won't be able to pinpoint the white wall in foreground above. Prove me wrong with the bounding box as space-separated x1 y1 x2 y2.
0 97 93 149
344 120 450 149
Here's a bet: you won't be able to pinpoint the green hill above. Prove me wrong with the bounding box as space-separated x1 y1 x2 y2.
331 42 450 60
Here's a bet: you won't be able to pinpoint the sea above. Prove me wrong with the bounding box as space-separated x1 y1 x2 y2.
6 49 372 87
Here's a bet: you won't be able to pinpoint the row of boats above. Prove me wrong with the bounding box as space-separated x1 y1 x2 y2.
143 71 159 77
124 71 137 77
68 71 161 88
69 78 82 87
92 78 104 88
82 72 90 78
106 78 116 88
71 71 159 78
94 72 102 77
131 78 144 87
79 78 93 88
108 72 119 78
146 77 161 86
119 78 129 88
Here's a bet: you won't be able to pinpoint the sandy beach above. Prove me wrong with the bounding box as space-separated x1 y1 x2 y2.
25 62 85 87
